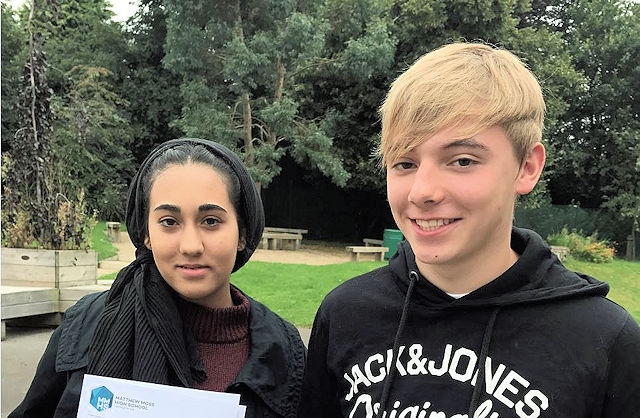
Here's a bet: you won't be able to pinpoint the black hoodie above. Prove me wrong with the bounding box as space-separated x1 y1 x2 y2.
299 228 640 418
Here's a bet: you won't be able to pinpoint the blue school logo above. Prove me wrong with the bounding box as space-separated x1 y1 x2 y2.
90 386 114 411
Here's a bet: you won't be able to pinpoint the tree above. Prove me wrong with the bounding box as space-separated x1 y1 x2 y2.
118 0 184 163
543 0 639 213
2 0 94 249
1 3 27 149
38 0 136 219
296 0 396 192
51 65 134 220
163 0 349 191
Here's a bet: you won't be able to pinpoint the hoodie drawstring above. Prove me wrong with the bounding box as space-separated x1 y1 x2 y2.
468 307 500 416
377 271 419 417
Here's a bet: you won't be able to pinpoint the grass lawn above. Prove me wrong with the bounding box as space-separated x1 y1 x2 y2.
564 257 640 321
91 221 118 261
231 261 385 327
232 257 640 327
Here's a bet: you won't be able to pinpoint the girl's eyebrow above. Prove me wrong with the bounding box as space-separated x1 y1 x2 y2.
442 138 489 151
153 203 227 213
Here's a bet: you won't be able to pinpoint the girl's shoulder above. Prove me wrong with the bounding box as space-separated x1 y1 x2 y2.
56 291 108 371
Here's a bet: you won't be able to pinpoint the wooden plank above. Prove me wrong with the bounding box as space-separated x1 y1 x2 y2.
1 248 57 265
1 286 60 320
56 250 98 266
1 301 60 319
363 238 383 246
58 265 97 287
59 284 110 312
264 227 308 234
345 246 389 262
2 249 97 287
1 286 59 305
260 232 302 250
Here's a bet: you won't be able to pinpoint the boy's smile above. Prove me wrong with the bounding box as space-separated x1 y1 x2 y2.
386 125 544 293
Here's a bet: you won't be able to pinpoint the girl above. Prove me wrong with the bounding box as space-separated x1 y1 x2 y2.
10 138 305 418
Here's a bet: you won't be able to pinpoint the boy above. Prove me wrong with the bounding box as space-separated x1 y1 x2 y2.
298 43 640 418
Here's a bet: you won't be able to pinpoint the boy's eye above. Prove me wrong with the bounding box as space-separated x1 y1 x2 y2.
392 161 415 170
454 158 474 167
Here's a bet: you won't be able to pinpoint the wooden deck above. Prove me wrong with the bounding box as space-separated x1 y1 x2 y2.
1 283 111 340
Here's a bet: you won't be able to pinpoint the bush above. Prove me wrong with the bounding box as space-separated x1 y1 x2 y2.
515 204 630 255
547 228 615 263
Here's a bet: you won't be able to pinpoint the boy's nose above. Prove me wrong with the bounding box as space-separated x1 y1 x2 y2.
408 165 445 206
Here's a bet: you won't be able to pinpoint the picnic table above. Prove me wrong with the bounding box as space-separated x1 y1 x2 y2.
260 227 308 250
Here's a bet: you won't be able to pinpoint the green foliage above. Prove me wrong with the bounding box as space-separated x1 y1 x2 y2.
547 227 615 263
1 3 26 143
51 65 134 220
117 0 184 162
544 0 640 215
1 0 127 249
163 0 349 190
515 205 631 255
54 191 98 250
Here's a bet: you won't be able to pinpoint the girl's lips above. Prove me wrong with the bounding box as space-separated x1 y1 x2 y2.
177 265 209 277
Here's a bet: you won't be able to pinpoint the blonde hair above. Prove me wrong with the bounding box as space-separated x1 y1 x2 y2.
379 42 545 166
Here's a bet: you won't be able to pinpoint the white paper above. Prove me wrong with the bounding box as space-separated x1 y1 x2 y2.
77 374 246 418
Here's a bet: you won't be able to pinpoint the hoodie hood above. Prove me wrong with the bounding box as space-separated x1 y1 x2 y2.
389 226 609 308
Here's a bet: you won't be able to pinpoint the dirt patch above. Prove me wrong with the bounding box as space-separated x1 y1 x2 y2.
250 243 352 265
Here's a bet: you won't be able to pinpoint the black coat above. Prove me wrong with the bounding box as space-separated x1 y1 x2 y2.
9 290 305 418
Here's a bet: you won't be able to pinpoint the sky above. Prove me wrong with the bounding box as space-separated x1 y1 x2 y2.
6 0 140 22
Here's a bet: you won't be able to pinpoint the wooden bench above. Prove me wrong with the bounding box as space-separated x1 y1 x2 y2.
1 286 60 340
105 221 121 242
550 245 570 261
264 226 309 235
363 238 383 247
345 246 389 262
260 232 303 250
1 283 112 340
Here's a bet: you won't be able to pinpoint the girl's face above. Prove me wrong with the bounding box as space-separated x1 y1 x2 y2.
146 163 245 308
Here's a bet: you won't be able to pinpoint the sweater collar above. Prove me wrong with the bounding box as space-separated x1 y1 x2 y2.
178 287 250 344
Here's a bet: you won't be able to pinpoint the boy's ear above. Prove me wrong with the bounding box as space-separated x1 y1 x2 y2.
515 142 546 195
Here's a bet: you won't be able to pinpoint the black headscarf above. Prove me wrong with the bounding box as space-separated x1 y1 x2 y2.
88 138 264 386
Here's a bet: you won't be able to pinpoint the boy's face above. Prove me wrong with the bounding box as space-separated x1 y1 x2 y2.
386 125 543 292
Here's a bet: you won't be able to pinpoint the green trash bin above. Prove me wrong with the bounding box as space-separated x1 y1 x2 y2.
382 229 403 260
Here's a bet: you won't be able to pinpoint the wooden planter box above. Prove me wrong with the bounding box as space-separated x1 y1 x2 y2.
1 248 98 288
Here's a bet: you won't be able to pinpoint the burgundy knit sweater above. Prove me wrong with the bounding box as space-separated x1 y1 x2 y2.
179 287 250 392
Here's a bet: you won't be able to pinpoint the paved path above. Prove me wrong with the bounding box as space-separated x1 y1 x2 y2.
1 233 311 416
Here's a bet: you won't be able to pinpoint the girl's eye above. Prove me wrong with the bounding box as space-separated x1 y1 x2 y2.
159 218 178 227
203 217 220 227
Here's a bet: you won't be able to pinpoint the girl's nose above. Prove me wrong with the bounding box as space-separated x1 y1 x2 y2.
180 224 204 255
